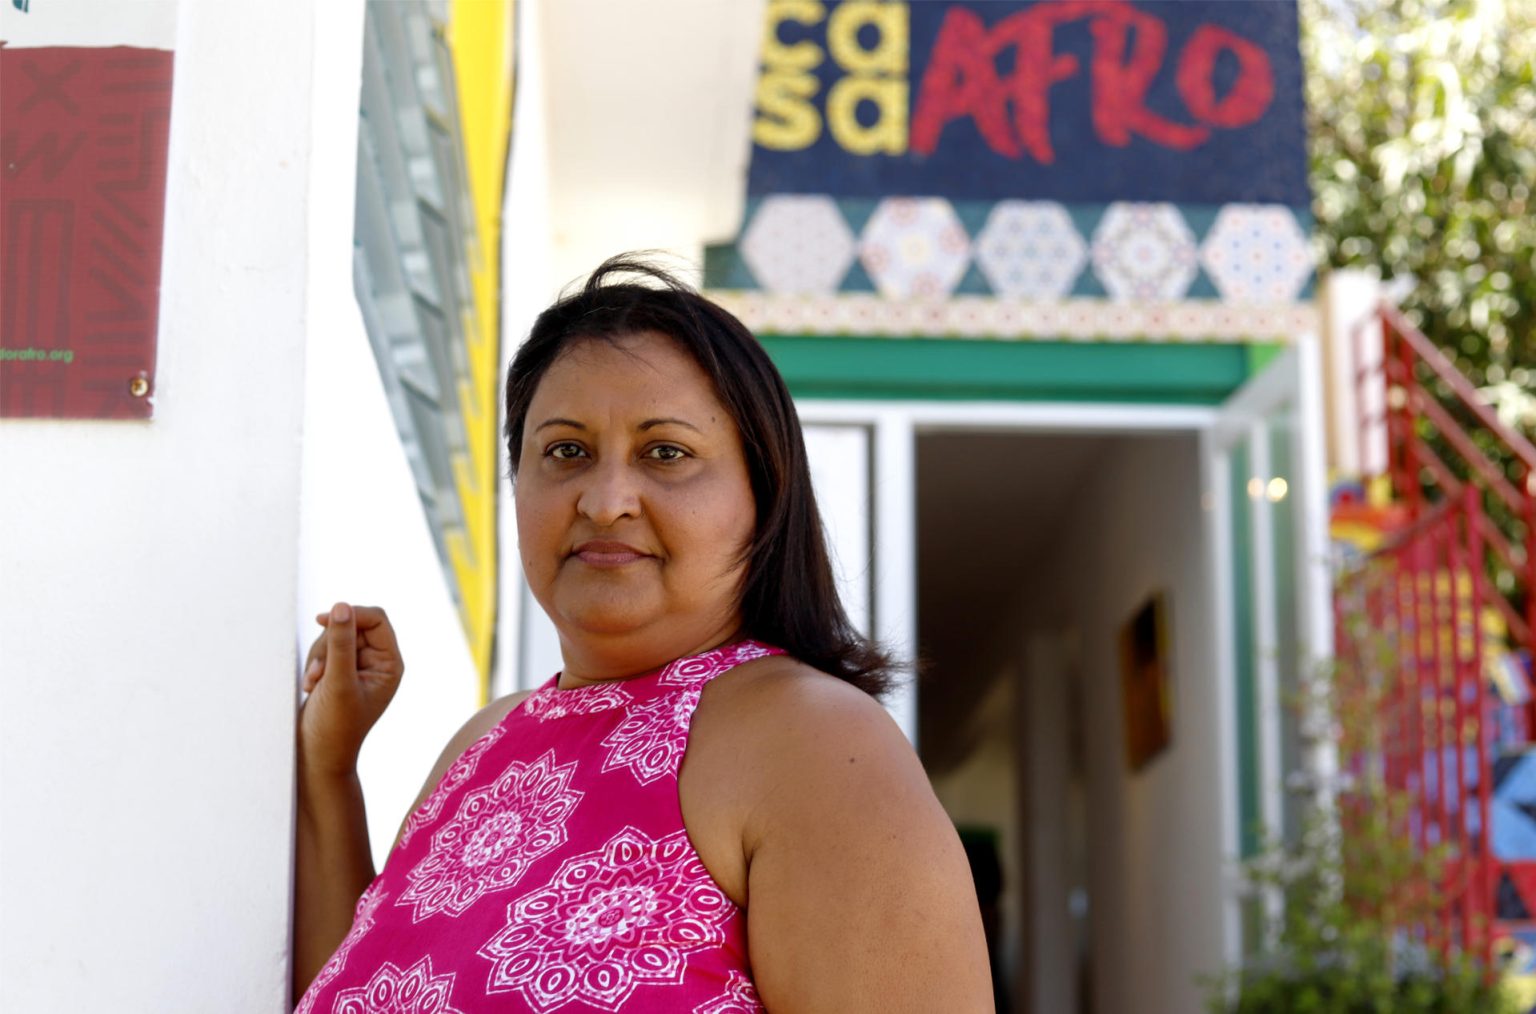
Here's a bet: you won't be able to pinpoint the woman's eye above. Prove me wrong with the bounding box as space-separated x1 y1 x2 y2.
546 442 586 461
645 445 687 462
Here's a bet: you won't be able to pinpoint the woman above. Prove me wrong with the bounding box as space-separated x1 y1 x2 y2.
294 258 993 1011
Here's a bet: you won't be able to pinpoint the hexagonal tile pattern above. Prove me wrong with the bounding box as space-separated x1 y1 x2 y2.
739 196 857 295
1090 203 1198 301
1201 204 1314 304
974 201 1087 299
858 198 971 301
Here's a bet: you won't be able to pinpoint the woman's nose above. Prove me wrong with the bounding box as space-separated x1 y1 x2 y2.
575 458 641 526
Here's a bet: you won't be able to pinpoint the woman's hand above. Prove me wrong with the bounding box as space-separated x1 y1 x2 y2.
298 602 404 777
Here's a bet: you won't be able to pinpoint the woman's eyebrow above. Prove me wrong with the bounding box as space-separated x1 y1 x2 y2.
638 417 702 434
533 417 585 432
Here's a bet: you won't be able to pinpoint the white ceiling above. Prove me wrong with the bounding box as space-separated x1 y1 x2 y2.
536 0 766 285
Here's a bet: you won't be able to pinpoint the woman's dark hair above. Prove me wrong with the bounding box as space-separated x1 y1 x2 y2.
504 254 898 698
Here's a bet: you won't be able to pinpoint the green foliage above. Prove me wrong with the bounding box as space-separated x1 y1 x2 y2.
1206 800 1515 1012
1304 0 1536 429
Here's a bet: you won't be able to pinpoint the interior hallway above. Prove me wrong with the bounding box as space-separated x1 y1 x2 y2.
915 430 1230 1014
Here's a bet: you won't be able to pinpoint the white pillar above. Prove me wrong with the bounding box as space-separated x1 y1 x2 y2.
0 1 317 1008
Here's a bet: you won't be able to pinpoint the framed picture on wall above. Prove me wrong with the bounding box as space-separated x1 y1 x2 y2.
1121 591 1173 771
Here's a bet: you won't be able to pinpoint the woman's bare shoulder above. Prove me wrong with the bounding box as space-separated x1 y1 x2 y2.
686 656 915 905
704 659 993 1008
701 655 918 799
708 653 892 722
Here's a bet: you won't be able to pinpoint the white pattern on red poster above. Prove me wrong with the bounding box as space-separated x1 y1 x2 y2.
478 826 736 1012
396 749 583 922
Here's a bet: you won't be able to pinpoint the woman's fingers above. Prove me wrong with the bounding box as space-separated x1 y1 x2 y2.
302 627 328 692
352 606 404 678
323 601 358 683
301 603 400 693
353 606 398 649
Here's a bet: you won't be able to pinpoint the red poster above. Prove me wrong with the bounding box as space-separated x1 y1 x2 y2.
0 45 173 418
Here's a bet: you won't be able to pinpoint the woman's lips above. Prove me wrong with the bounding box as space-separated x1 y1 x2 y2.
572 541 651 568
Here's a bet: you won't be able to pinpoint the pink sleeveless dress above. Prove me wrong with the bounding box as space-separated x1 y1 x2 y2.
297 640 783 1014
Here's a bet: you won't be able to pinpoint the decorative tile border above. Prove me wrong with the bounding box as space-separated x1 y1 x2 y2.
709 197 1317 308
708 291 1320 343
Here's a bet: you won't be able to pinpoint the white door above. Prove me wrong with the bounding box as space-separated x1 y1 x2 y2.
802 423 874 639
800 413 918 743
1204 336 1334 957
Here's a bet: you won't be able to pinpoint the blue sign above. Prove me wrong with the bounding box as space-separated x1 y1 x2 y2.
747 0 1309 206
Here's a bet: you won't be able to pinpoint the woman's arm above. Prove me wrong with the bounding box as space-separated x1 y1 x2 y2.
291 603 402 1001
738 671 994 1012
293 751 376 997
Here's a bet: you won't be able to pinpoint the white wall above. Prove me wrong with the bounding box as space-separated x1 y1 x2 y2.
1022 435 1227 1014
0 2 313 1009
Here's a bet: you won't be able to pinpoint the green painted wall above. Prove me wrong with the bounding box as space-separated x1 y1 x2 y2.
760 336 1259 405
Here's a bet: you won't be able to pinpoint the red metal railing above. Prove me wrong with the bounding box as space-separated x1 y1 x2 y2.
1370 304 1536 665
1338 302 1536 968
1335 488 1495 961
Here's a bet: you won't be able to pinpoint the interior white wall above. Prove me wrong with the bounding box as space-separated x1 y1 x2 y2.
0 1 313 1008
926 670 1024 1001
296 0 481 864
1022 630 1080 1014
1022 434 1227 1014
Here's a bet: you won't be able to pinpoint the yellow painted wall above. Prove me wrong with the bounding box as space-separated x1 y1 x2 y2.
446 0 515 700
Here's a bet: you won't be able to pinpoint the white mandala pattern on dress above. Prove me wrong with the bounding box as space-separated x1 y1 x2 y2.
398 724 506 848
522 681 634 721
600 688 702 785
692 971 765 1013
295 882 387 1014
658 642 778 688
331 956 465 1014
480 826 736 1012
397 749 583 922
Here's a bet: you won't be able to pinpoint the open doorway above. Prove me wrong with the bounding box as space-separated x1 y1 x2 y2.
915 429 1230 1014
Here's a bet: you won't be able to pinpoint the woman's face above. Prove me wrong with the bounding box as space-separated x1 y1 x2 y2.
514 331 757 666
